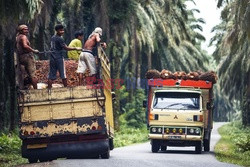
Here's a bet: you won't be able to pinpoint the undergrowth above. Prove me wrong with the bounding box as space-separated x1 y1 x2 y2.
215 122 250 167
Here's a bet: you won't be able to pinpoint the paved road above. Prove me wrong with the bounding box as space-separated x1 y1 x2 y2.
18 122 239 167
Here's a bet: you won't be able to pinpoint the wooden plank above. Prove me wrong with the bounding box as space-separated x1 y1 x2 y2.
19 86 103 103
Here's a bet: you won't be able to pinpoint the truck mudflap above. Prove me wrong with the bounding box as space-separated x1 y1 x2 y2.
22 138 109 160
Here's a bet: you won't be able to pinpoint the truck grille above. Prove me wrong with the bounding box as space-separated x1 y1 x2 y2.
150 126 202 136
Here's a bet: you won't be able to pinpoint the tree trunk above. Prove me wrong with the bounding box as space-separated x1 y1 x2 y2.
4 38 18 131
243 71 250 126
110 42 122 130
147 49 152 70
35 26 46 60
0 26 4 130
109 26 122 130
99 0 110 43
128 15 137 101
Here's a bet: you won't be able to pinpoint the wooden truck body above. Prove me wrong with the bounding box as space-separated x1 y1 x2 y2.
18 47 114 162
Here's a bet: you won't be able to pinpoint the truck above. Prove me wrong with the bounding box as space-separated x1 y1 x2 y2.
18 46 114 163
144 77 214 154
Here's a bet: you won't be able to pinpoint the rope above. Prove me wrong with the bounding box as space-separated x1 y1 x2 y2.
95 88 106 109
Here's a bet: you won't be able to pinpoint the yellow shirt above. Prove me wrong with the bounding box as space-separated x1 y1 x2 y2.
67 39 82 60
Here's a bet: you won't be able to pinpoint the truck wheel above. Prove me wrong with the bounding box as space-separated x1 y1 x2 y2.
39 157 48 162
151 140 160 153
195 141 202 154
101 150 110 159
204 139 210 152
109 138 114 150
91 155 100 159
161 146 167 151
28 157 38 163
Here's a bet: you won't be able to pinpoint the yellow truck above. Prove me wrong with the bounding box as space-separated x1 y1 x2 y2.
144 78 214 154
18 47 114 163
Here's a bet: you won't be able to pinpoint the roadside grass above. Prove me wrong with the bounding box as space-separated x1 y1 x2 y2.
215 122 250 167
114 125 148 148
0 133 27 167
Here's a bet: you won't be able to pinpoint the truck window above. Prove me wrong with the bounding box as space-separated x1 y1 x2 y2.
153 92 200 110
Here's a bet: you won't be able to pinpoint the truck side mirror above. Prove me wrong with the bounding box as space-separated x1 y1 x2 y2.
111 92 116 100
207 102 211 110
143 100 147 108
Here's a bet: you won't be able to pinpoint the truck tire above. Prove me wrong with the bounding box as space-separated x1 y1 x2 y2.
39 157 48 162
161 146 167 151
195 141 202 154
28 157 38 163
151 140 160 153
204 132 211 152
109 138 114 150
101 149 110 159
204 139 210 152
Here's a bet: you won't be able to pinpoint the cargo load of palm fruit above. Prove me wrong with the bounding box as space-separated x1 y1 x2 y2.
146 69 218 84
22 60 90 88
35 60 80 86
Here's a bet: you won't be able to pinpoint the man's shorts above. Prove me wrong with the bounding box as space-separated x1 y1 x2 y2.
77 51 96 76
48 57 66 80
19 53 36 78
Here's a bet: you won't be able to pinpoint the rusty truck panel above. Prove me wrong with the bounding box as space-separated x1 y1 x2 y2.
19 46 114 162
19 86 106 138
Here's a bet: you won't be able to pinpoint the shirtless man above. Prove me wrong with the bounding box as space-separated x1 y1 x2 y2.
16 24 39 89
77 27 106 85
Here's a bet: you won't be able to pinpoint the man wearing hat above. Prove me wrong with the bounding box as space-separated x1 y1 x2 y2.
16 24 39 89
77 27 106 85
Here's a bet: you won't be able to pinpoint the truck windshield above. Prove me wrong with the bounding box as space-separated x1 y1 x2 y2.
153 92 200 110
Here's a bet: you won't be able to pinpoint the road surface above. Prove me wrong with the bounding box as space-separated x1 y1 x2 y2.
18 122 239 167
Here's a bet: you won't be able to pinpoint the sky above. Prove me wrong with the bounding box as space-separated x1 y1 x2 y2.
186 0 222 55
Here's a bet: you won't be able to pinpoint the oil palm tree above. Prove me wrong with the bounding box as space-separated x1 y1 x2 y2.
0 0 52 131
211 0 250 126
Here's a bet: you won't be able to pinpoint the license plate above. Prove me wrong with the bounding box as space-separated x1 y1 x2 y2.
168 136 181 139
27 143 47 149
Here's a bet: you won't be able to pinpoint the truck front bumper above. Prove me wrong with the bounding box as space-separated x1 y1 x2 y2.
22 138 109 159
149 134 202 147
148 134 202 141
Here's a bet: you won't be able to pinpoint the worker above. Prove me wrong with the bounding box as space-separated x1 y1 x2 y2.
77 27 106 85
16 24 39 89
67 30 84 60
48 24 82 89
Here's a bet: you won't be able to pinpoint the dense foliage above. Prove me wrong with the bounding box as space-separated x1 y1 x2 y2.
211 0 250 126
0 133 26 166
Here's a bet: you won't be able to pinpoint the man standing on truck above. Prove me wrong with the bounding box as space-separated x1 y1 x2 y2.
16 24 39 89
67 30 84 61
48 24 82 89
77 27 106 85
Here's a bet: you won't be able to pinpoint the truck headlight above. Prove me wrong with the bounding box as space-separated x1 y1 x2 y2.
157 128 162 133
195 128 200 134
152 127 156 133
189 128 194 134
